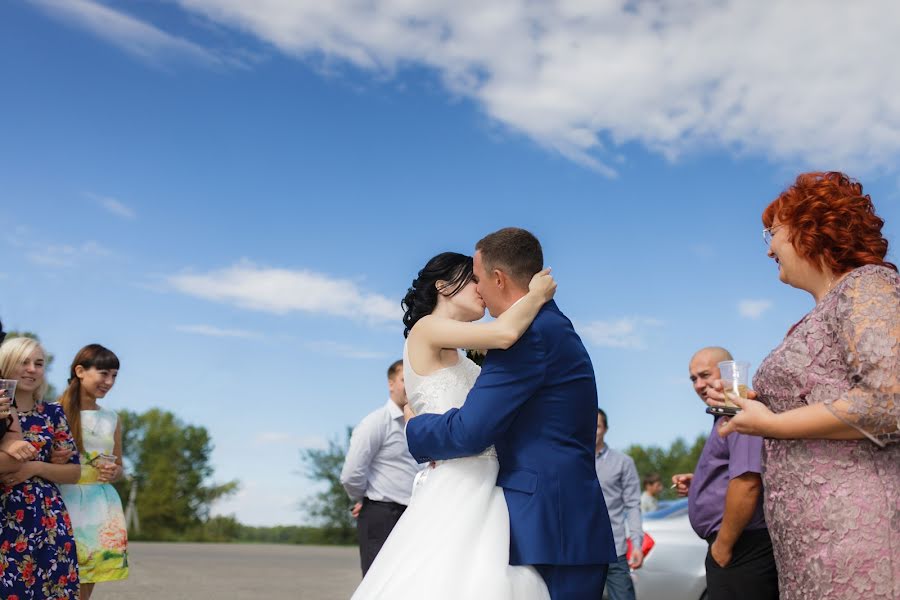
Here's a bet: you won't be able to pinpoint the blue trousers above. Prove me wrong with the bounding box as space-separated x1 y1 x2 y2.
604 555 635 600
535 563 609 600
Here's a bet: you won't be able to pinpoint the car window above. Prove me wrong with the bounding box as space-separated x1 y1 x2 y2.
643 498 689 520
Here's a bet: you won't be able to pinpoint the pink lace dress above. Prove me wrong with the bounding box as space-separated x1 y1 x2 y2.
753 264 900 600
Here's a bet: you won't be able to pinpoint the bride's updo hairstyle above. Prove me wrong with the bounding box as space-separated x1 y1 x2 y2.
402 252 475 338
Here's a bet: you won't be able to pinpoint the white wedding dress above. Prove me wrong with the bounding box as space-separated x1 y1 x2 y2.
350 345 550 600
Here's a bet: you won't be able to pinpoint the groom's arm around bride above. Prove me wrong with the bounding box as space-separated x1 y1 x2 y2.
406 228 617 600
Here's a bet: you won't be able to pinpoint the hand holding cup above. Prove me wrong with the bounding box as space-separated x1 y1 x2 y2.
717 395 779 438
96 453 120 482
0 380 17 419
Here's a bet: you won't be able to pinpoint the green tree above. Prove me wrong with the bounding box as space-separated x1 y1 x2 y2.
300 427 355 544
114 408 239 540
625 434 707 500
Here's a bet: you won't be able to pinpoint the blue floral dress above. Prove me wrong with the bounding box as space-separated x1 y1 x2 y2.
0 402 80 599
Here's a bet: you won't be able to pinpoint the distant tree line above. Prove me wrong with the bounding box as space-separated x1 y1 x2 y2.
297 427 707 545
2 331 241 542
625 434 707 501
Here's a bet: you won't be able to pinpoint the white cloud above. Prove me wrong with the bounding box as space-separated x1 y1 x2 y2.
86 192 136 220
27 241 111 268
175 324 261 339
580 317 663 350
738 299 773 319
29 0 235 69
254 432 328 449
306 341 389 360
690 244 716 259
171 0 900 175
168 260 400 323
211 479 303 525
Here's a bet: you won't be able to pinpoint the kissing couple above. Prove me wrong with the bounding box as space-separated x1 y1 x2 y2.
352 227 617 600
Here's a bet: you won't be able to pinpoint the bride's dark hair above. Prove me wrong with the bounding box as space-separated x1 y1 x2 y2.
402 252 475 338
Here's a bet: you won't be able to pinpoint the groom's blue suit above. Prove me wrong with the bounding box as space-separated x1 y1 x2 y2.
406 300 617 599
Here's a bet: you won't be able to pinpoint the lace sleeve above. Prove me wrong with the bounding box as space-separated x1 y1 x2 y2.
828 266 900 447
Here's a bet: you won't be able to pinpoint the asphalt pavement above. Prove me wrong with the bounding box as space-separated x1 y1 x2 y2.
106 542 360 599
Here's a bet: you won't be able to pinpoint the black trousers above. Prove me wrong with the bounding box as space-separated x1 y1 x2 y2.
357 498 406 576
705 528 779 600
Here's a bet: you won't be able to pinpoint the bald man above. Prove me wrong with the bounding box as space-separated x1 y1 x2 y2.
671 347 778 600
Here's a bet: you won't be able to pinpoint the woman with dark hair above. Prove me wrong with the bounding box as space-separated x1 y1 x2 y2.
713 172 899 599
55 344 129 598
352 251 555 600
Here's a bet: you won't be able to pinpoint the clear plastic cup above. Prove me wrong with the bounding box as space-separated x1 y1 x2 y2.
717 360 750 407
0 379 17 418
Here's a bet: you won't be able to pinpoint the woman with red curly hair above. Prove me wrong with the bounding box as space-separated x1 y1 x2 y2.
714 172 899 599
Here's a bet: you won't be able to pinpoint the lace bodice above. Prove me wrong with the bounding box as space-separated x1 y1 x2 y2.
403 343 496 459
404 344 481 415
752 264 900 599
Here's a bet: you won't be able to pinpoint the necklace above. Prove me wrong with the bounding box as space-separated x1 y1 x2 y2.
84 408 103 436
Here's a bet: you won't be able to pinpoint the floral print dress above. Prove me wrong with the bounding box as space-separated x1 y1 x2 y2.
754 265 900 600
0 402 80 599
59 408 129 583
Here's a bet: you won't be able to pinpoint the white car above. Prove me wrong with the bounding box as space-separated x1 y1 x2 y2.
630 499 708 600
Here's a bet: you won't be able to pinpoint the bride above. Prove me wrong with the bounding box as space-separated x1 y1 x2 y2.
351 252 554 600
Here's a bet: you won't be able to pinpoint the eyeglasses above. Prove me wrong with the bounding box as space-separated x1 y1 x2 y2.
762 224 784 246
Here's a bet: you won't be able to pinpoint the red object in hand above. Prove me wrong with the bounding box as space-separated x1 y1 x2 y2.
626 532 655 562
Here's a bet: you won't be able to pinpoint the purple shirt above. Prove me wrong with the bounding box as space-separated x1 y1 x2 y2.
688 417 767 539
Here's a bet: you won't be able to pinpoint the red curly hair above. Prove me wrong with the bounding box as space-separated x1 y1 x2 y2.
763 171 897 275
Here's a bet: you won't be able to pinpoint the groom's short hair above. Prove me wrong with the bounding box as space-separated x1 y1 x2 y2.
476 228 543 288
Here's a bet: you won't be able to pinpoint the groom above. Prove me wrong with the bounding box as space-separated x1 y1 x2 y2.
406 227 616 599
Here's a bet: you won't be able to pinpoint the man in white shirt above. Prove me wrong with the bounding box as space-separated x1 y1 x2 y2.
594 408 644 600
341 360 420 575
640 473 662 514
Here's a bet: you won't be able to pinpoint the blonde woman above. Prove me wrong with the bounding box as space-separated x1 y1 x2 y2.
56 344 129 598
0 337 80 599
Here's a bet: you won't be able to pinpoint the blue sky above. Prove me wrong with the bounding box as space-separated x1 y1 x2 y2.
2 0 899 526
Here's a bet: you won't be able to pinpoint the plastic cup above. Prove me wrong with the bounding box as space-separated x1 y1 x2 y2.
97 453 117 466
0 379 16 418
717 361 750 407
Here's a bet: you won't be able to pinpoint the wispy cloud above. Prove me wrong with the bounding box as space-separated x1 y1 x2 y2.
738 299 773 319
27 241 111 268
305 341 389 360
29 0 234 69
254 432 328 449
580 317 663 350
167 260 400 323
690 244 716 259
174 0 900 175
175 324 262 339
86 192 136 220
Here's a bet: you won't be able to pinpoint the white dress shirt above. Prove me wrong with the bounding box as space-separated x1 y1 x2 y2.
341 398 421 505
595 445 644 557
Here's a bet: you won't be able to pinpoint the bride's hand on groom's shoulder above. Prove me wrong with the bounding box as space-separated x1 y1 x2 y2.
528 268 556 302
403 404 416 423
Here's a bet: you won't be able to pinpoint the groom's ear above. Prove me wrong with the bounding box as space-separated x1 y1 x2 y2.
493 269 509 290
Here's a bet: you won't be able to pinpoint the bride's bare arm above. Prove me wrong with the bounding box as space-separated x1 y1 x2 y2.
412 269 556 351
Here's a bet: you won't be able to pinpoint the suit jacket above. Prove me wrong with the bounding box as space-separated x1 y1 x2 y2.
406 301 617 566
